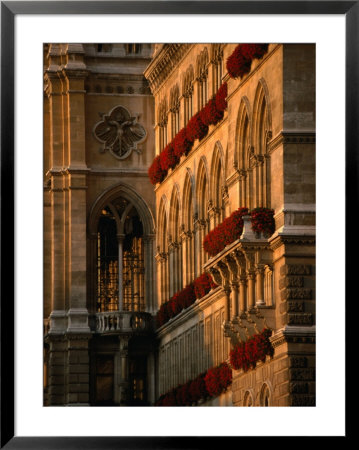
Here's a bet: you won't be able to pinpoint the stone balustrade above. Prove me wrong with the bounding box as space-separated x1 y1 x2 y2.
203 223 275 346
95 311 153 335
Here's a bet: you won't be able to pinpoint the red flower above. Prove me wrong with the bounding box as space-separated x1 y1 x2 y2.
173 127 193 159
204 362 232 397
160 143 179 172
148 155 167 185
186 112 209 142
215 82 228 112
250 207 275 236
230 329 273 371
200 98 224 126
227 44 269 79
193 273 217 299
203 207 249 257
189 373 208 403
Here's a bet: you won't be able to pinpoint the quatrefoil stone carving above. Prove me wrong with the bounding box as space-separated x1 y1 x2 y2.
93 105 146 160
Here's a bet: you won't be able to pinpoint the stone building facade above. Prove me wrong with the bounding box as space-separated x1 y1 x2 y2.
44 43 315 407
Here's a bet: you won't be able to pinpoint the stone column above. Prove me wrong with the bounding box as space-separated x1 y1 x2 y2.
224 287 231 323
117 234 125 311
256 265 265 306
144 235 155 313
155 248 162 307
247 272 256 311
45 60 67 333
239 277 247 315
231 282 239 318
115 335 130 406
63 44 90 334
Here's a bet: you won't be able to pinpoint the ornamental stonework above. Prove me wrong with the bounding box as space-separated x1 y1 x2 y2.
93 105 146 160
290 395 315 406
280 288 312 301
279 275 304 289
280 264 311 276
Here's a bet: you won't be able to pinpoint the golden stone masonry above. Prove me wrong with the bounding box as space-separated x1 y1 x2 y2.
44 43 315 406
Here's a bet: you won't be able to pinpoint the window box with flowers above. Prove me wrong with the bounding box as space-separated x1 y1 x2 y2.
155 361 232 406
156 272 218 328
229 328 274 372
226 44 269 79
203 207 275 258
148 82 228 186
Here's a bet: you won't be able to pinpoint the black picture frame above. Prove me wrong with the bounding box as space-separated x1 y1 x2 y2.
1 1 353 447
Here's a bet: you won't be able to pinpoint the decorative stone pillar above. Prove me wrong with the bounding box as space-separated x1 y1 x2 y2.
226 254 239 319
155 248 162 307
216 261 231 322
63 44 90 334
224 287 231 323
239 277 247 315
143 234 155 314
256 264 265 306
247 272 256 311
194 215 207 276
222 185 229 217
115 335 130 406
231 282 239 319
239 170 247 207
117 234 125 311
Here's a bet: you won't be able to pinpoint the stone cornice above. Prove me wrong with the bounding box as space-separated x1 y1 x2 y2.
144 44 193 94
269 234 316 251
268 130 316 153
270 325 316 348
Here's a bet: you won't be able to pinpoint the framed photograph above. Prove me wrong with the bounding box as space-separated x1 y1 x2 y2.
1 1 353 447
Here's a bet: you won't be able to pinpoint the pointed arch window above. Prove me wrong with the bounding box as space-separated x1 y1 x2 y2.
96 199 145 312
158 98 168 151
212 44 223 94
197 49 209 110
183 66 194 124
170 85 180 139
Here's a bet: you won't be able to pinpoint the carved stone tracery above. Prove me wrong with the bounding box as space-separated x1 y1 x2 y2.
93 105 146 160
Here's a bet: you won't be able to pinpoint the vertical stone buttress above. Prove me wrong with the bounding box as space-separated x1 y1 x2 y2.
63 44 91 405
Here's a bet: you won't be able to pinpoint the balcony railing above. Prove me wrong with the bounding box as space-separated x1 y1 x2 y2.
95 311 153 335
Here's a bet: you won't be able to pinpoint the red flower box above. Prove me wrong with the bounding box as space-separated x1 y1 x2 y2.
200 98 224 127
250 207 275 236
148 155 167 185
186 112 209 142
203 207 249 257
157 362 231 406
193 272 217 299
189 373 208 403
173 127 193 159
159 143 179 172
230 329 273 372
227 44 269 79
204 362 232 397
215 82 228 112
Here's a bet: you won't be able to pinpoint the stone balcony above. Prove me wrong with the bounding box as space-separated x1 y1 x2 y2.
95 310 154 335
203 215 275 347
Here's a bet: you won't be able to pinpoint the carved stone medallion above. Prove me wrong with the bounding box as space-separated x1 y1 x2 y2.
93 105 146 160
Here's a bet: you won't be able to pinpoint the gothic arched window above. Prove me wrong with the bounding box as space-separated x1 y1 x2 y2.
158 98 168 151
170 85 180 139
183 66 194 125
196 48 209 110
260 383 271 406
211 44 223 94
96 199 145 313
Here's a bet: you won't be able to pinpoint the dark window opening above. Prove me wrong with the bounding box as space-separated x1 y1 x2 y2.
95 355 114 406
126 44 142 55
